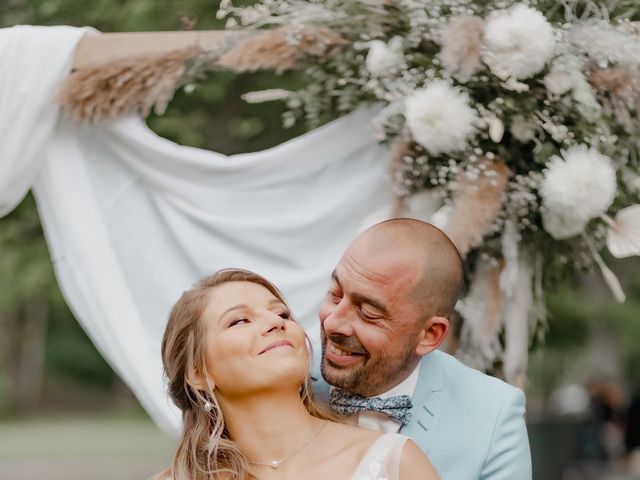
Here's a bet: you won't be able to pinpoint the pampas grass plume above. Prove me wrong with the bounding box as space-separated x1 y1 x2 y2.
217 27 343 73
57 46 198 123
444 159 510 256
440 15 485 80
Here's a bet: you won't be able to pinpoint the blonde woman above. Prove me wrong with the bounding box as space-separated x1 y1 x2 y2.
155 269 439 480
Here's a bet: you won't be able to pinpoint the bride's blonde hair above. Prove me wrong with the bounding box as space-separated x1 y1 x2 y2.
155 269 332 480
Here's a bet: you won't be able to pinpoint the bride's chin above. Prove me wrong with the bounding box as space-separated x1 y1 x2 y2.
270 366 308 389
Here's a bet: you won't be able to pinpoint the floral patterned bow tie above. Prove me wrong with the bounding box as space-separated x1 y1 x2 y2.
329 388 413 425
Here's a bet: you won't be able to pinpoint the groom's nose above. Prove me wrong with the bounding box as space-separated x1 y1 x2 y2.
322 301 355 337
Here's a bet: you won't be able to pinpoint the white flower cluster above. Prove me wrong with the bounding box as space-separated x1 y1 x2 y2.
404 81 477 155
365 37 405 77
541 146 617 239
223 0 640 308
482 4 556 80
400 3 557 156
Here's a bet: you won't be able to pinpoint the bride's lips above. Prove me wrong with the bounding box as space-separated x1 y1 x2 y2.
259 340 294 355
324 340 366 367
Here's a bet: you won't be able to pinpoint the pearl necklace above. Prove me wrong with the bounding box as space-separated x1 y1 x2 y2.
249 421 328 469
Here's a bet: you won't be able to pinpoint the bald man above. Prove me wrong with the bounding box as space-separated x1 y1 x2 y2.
313 219 532 480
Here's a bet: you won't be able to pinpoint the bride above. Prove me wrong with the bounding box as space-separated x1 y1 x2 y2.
155 269 439 480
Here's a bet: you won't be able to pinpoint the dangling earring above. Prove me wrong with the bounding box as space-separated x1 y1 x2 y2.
203 401 213 412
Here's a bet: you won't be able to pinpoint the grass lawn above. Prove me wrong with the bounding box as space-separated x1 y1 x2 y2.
0 414 174 480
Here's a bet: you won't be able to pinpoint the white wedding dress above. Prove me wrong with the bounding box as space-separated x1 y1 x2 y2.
351 433 408 480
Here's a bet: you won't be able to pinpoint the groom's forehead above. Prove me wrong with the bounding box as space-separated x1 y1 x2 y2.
334 252 422 298
341 243 421 278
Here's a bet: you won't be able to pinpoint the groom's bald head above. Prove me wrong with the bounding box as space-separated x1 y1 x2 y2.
351 218 464 319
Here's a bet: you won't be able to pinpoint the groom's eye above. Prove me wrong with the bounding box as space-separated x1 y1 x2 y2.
328 290 342 303
360 306 381 321
278 311 291 320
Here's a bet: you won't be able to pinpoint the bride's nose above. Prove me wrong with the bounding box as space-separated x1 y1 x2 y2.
263 311 286 334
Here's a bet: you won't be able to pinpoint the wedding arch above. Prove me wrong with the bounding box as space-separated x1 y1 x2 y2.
2 1 639 433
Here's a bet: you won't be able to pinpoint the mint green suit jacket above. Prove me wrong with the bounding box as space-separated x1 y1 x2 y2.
312 350 532 479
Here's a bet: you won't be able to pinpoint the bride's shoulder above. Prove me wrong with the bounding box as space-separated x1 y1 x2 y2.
398 438 440 480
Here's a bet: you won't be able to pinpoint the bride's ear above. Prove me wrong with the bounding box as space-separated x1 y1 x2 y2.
186 366 215 392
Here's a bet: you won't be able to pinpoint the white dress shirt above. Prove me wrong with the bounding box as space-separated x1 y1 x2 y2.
334 366 420 434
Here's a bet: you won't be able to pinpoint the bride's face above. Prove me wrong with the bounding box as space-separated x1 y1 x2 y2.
200 281 308 397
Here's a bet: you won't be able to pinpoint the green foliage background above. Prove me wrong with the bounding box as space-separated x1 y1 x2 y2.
0 0 639 416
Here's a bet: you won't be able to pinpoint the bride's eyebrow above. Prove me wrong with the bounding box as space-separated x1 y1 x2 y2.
219 305 247 322
218 297 288 321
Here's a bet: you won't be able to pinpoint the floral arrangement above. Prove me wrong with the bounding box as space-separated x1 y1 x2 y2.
214 0 640 384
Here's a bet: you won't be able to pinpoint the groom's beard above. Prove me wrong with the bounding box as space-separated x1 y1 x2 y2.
320 332 415 396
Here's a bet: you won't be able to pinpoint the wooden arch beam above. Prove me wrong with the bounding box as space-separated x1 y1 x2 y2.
72 30 240 70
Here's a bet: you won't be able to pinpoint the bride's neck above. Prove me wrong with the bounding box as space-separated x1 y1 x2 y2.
218 388 322 462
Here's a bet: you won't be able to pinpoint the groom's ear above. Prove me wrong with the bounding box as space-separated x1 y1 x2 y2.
414 316 449 357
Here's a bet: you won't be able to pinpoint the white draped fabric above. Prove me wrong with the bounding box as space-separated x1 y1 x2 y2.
0 26 391 434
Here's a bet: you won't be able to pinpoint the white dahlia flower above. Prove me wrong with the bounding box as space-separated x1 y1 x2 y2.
542 211 589 240
405 81 477 155
483 4 555 80
365 37 404 76
543 55 584 96
543 69 575 96
541 145 617 239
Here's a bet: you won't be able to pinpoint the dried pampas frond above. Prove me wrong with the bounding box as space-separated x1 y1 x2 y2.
216 26 344 73
388 138 413 216
57 46 199 123
457 259 505 371
443 159 510 257
502 256 533 388
588 65 640 131
440 15 485 80
589 66 637 96
500 218 520 298
589 66 640 109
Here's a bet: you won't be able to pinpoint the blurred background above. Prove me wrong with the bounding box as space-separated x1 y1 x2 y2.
1 1 639 479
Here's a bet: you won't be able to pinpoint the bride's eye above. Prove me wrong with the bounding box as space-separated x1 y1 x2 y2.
278 311 291 320
229 318 249 327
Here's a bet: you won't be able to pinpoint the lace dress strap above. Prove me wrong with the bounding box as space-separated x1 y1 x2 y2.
351 433 409 480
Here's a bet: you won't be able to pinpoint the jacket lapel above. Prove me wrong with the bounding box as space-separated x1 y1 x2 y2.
400 351 446 454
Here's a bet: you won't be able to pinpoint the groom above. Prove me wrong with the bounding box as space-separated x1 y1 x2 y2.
313 218 532 479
